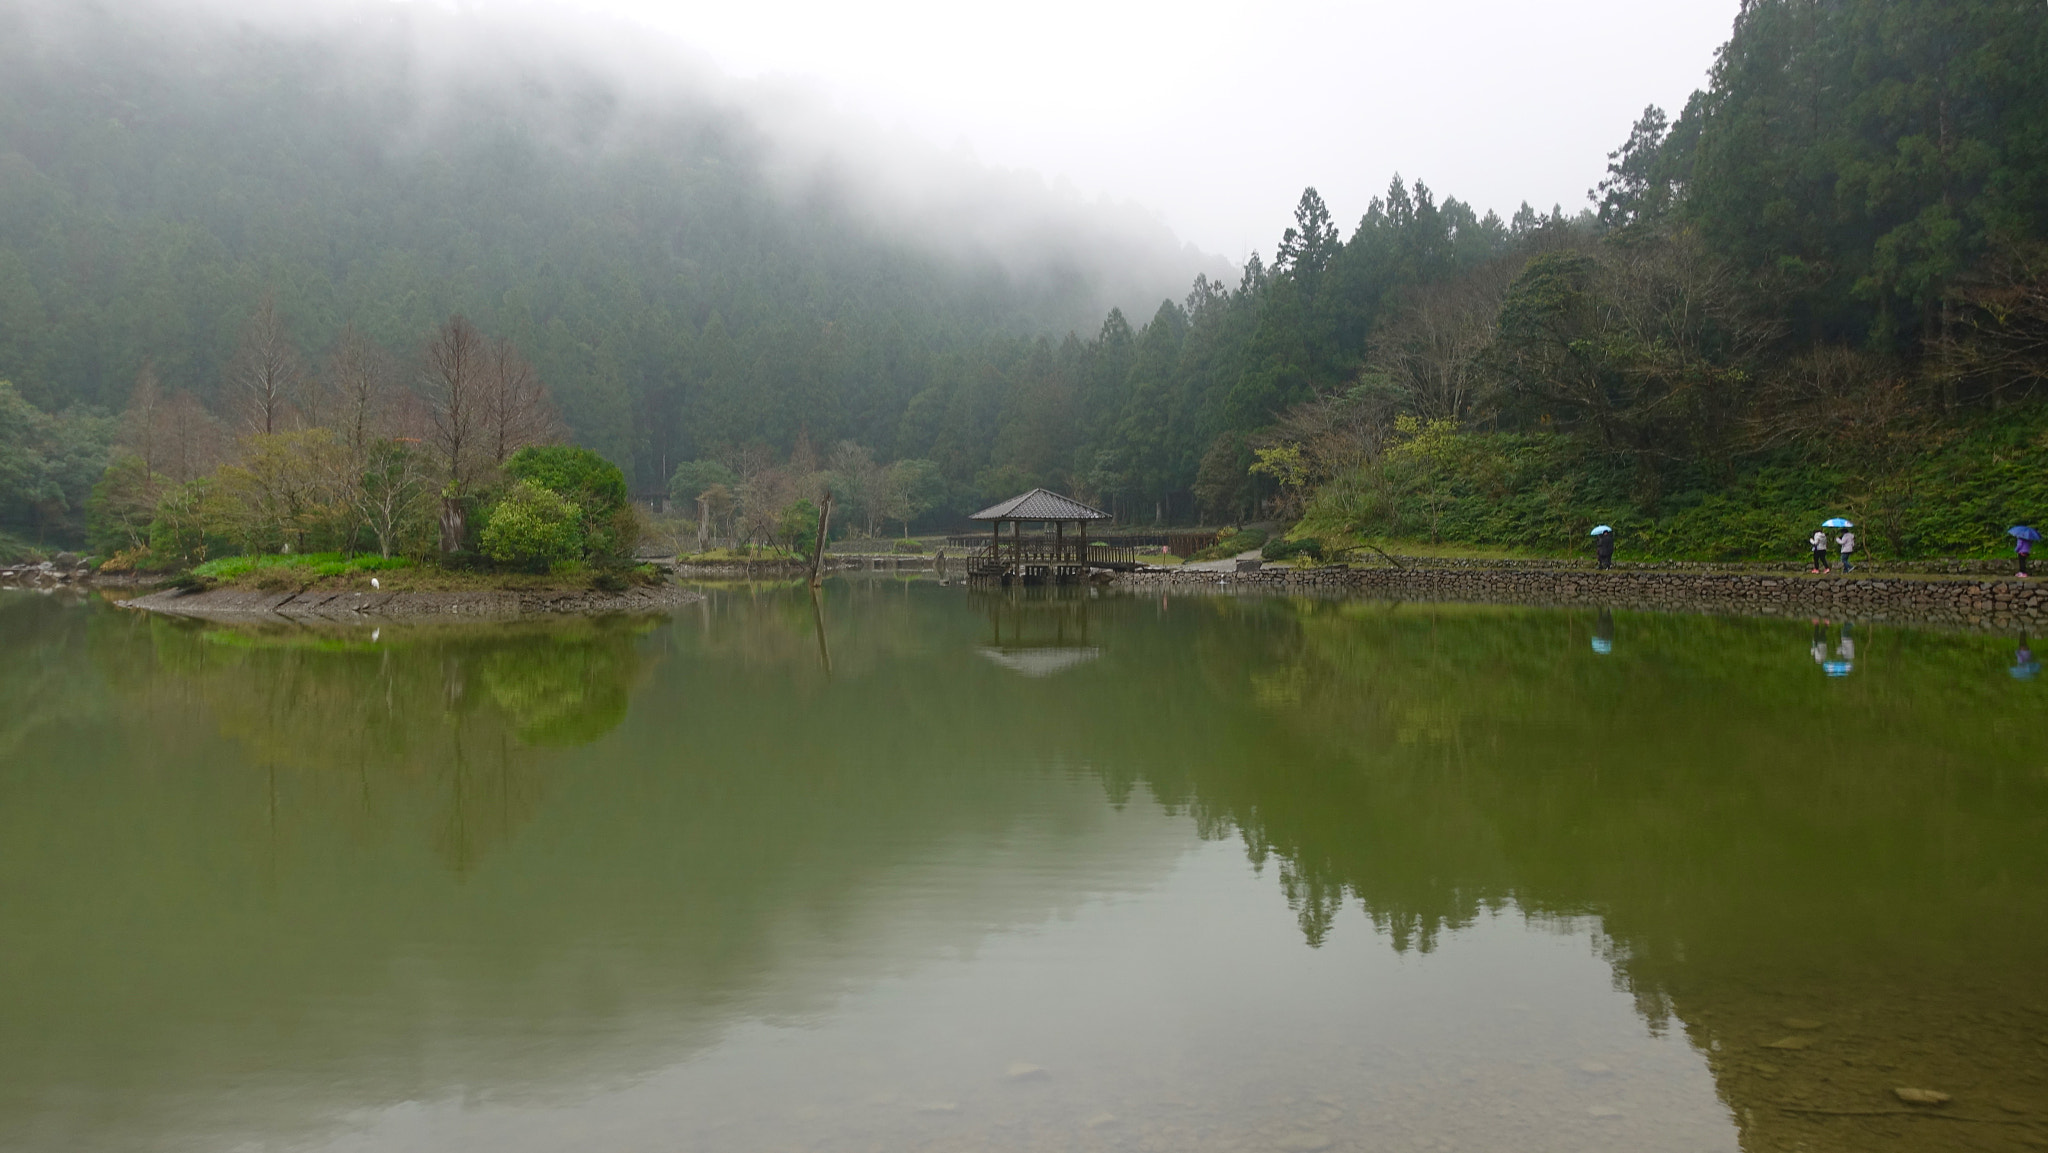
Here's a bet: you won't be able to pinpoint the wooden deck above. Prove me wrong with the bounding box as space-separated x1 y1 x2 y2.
966 538 1140 584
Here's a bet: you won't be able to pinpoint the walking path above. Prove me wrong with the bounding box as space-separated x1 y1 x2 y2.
1174 550 1264 573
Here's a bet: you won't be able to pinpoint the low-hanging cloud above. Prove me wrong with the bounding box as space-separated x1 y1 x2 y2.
7 0 1225 327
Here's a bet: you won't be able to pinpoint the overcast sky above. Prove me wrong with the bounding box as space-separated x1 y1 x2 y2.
580 0 1742 261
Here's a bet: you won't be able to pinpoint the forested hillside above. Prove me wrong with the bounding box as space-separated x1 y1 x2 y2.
0 0 1209 544
2 0 2046 561
1225 0 2048 559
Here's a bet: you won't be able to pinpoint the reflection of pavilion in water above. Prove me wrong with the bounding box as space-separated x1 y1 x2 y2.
975 591 1101 677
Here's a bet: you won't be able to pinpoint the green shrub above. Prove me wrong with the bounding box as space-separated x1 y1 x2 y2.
504 445 632 560
778 498 820 551
479 481 583 570
892 538 928 553
1262 537 1325 563
1193 527 1267 561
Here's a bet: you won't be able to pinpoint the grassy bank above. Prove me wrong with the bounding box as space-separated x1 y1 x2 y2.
1290 407 2048 566
162 552 662 595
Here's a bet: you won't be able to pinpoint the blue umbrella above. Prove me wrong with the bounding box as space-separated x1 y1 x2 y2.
2009 526 2042 542
1589 525 1613 536
1591 637 1613 655
1823 659 1853 678
1822 517 1853 528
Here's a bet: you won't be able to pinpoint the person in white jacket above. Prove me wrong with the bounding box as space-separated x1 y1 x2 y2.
1836 529 1856 573
1809 529 1830 573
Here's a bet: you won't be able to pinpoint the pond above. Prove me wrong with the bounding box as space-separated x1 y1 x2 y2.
0 581 2044 1153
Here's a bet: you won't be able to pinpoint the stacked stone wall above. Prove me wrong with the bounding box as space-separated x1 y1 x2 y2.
1117 567 2046 631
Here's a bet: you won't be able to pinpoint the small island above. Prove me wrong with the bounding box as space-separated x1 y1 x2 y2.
91 363 697 618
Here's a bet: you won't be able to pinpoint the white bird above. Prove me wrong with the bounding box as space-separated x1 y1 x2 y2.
370 577 380 589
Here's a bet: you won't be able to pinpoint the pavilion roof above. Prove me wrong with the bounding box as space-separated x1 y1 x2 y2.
968 488 1110 522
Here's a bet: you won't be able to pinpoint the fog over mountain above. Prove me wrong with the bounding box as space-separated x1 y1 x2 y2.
6 0 2043 557
8 0 1222 318
0 0 1231 491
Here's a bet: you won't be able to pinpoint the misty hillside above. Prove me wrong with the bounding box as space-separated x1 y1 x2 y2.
0 0 1212 488
5 0 2046 560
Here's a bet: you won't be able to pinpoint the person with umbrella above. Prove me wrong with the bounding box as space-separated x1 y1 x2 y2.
2014 633 2040 680
1590 525 1614 570
1824 518 1855 572
2012 526 2040 578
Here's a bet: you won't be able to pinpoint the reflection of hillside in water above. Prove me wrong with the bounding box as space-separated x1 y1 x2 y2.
696 586 2048 1150
114 612 658 872
1 588 2044 1152
1130 599 2048 1153
0 591 1190 1152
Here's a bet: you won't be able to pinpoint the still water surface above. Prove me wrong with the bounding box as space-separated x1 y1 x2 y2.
1 582 2044 1153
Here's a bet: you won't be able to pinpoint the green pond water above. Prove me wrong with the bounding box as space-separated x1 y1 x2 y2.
1 580 2045 1153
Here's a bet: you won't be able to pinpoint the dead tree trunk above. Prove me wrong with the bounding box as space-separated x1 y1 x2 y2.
809 490 834 588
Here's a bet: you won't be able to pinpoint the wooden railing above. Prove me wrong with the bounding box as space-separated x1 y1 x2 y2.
966 541 1137 575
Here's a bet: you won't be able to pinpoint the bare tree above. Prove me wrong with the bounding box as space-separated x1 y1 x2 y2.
120 361 167 485
95 362 173 550
1940 241 2048 410
1747 346 1936 556
736 467 794 552
326 325 398 460
422 315 490 552
1260 382 1401 489
229 293 305 436
352 439 433 559
827 440 887 537
481 337 557 465
214 429 346 555
161 390 224 485
1369 259 1518 423
1492 235 1778 494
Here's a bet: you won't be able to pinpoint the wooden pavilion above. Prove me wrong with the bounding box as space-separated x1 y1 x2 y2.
965 488 1130 585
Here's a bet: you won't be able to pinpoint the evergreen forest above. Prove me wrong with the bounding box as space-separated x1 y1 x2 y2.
2 0 2046 563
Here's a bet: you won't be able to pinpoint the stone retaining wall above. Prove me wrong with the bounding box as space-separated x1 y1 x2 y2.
1117 566 2046 631
1364 555 2024 576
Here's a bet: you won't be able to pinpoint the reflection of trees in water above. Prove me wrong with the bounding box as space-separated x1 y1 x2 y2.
5 593 1179 1153
1142 600 2042 954
42 587 2048 1152
0 594 113 762
676 578 946 683
481 639 635 746
110 614 657 873
1141 598 2048 1151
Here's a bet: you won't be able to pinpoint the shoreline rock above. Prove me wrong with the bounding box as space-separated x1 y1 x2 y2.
115 581 701 620
0 561 93 589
